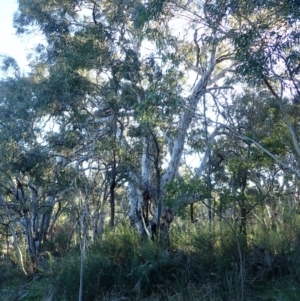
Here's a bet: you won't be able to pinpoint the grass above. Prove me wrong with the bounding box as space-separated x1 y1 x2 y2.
2 217 300 300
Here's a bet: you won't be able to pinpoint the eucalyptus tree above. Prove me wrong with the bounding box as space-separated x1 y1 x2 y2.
124 0 239 237
140 1 300 238
204 0 300 177
0 62 78 273
13 0 300 244
156 0 300 227
187 0 300 230
10 0 240 243
213 90 292 229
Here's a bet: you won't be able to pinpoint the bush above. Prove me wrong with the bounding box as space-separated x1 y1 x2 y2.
54 216 300 301
55 223 204 300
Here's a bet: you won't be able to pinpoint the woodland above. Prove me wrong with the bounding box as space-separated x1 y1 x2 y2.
1 0 300 300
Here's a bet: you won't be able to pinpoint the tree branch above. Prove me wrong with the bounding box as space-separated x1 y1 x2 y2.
263 77 300 158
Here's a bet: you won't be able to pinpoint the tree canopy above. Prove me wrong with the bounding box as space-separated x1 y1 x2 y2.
2 0 300 299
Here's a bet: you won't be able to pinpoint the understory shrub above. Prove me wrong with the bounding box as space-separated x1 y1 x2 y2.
54 217 300 301
55 223 203 300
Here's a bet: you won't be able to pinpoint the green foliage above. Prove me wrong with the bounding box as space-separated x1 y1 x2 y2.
163 174 209 215
55 223 199 300
4 0 300 299
2 218 300 300
133 0 167 30
0 260 25 287
49 219 300 300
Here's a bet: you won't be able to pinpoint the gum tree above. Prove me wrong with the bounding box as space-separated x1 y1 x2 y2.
11 0 237 241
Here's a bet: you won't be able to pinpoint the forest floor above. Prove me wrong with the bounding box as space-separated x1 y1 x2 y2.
2 254 300 301
2 222 300 301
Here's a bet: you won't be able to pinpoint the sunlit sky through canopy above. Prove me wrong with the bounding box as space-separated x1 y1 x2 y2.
0 0 37 75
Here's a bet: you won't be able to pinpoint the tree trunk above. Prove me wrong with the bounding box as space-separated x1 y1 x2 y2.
79 195 89 301
9 223 27 275
110 155 117 228
23 214 40 273
40 195 56 242
128 179 145 236
128 35 219 241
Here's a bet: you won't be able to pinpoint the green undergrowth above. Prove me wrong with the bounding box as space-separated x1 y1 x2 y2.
51 218 300 301
3 218 300 300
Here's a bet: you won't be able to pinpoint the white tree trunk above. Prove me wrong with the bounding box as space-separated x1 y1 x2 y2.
156 44 217 227
195 127 222 178
127 40 221 236
9 223 27 276
128 178 144 236
79 194 89 301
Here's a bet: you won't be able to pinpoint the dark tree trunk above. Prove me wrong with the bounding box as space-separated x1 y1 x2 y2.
110 155 117 228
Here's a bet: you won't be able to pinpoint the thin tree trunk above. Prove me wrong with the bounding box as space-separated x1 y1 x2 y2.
150 132 162 239
9 223 27 276
109 188 115 228
110 154 116 228
79 235 85 301
79 195 88 301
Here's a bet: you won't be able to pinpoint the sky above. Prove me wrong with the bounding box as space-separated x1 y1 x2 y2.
0 0 38 74
0 1 207 170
